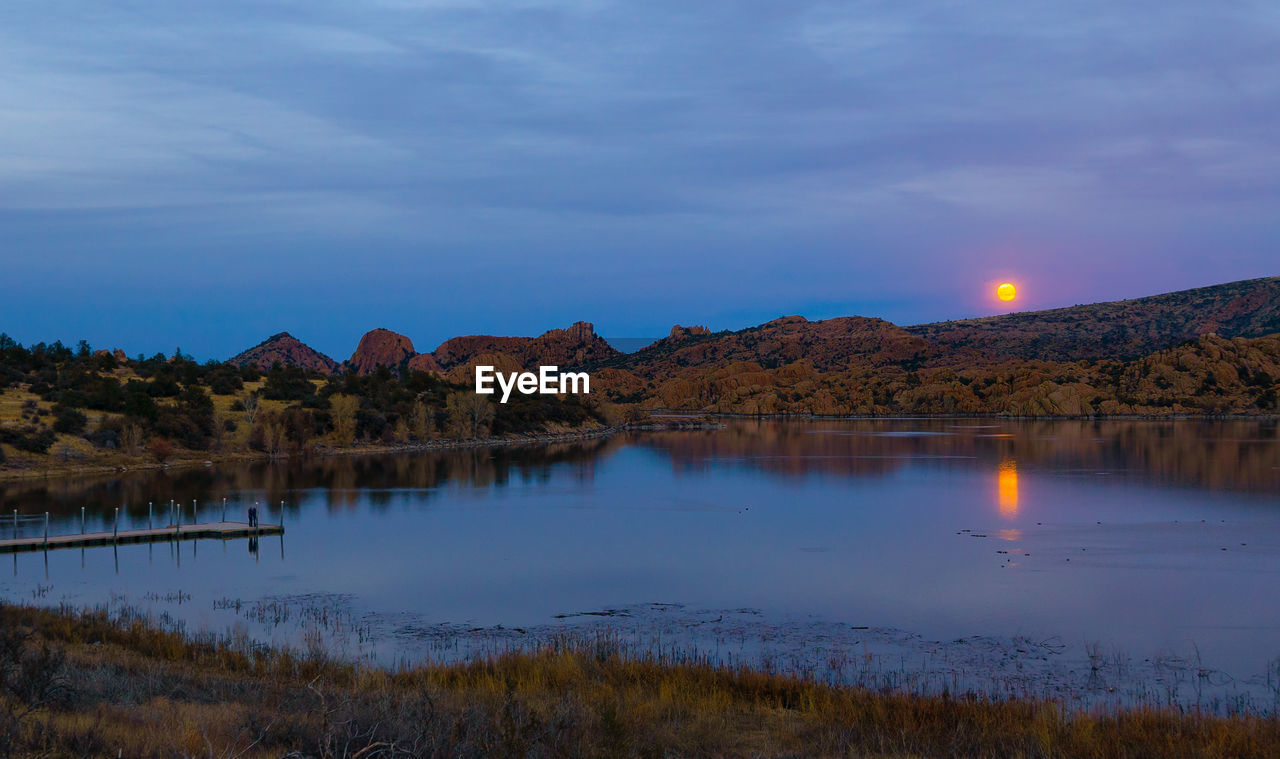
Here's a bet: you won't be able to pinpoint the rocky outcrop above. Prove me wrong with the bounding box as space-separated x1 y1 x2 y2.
433 335 527 369
613 315 931 379
406 352 443 374
92 348 129 363
668 324 711 339
346 329 416 375
527 321 620 367
432 321 620 370
229 332 339 374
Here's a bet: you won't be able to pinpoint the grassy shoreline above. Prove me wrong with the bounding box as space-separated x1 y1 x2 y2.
0 424 619 484
1 603 1278 758
7 408 1277 486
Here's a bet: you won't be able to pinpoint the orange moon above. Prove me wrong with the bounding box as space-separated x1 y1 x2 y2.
996 282 1016 301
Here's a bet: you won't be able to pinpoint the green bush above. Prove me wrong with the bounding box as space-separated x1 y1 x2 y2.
51 406 87 435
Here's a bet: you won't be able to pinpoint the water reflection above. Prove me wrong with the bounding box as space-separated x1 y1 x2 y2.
2 419 1280 703
998 459 1018 517
3 421 1278 528
634 419 1280 493
0 437 618 526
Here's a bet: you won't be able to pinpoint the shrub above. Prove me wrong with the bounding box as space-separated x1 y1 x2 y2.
2 428 57 454
148 437 173 464
51 406 87 435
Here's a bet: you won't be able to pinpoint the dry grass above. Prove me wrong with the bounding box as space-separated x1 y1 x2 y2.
0 378 303 480
1 604 1278 758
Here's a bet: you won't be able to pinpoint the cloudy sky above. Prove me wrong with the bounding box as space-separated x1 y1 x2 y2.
2 0 1278 360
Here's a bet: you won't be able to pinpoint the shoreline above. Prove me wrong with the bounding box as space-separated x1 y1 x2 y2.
1 601 1277 757
0 418 726 485
4 410 1276 485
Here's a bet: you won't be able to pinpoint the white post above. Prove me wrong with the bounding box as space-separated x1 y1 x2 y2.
148 502 153 530
222 497 226 523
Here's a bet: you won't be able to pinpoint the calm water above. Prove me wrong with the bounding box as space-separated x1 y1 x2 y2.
3 419 1280 708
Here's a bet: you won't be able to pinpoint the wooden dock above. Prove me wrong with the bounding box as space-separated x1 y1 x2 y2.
0 522 283 554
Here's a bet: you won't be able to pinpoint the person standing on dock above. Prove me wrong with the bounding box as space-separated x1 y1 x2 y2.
248 505 258 528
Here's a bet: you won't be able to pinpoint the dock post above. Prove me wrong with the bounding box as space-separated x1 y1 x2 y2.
43 512 48 545
194 500 198 525
222 498 226 523
114 508 119 541
81 507 86 534
12 510 16 540
148 502 153 530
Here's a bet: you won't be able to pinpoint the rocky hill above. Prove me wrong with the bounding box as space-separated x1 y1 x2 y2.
434 321 620 371
220 276 1280 417
906 276 1280 362
345 328 417 375
602 316 931 377
290 322 623 378
228 332 338 374
589 333 1280 416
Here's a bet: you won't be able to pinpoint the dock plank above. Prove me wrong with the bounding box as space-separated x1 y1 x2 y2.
0 522 283 554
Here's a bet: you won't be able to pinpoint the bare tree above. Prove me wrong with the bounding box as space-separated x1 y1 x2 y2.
408 400 433 441
445 391 494 439
260 416 287 458
121 423 145 456
241 391 260 425
329 394 360 446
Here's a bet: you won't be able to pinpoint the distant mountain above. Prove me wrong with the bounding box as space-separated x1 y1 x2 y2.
906 276 1280 362
345 328 417 375
223 276 1280 418
434 321 621 371
601 316 931 376
313 322 621 378
228 332 338 374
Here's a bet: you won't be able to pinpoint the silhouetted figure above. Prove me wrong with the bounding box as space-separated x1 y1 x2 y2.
248 506 258 528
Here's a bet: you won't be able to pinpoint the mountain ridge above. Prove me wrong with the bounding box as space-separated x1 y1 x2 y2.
228 332 339 374
905 276 1280 362
226 276 1280 380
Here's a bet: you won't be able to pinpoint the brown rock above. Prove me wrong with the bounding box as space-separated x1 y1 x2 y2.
407 352 442 374
346 328 416 375
229 332 338 374
668 324 711 339
432 321 620 370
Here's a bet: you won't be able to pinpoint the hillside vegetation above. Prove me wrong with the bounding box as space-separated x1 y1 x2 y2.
582 277 1280 415
0 337 605 479
5 278 1279 475
906 276 1280 361
595 333 1280 416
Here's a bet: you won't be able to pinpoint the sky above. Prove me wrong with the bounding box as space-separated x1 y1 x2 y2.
2 1 1278 362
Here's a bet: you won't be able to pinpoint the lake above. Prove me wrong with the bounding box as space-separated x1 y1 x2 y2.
3 419 1280 712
